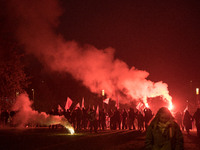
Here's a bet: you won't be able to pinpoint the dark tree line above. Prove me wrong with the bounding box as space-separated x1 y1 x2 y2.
0 38 30 109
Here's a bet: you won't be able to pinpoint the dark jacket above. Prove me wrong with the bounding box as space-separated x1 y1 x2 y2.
145 121 184 150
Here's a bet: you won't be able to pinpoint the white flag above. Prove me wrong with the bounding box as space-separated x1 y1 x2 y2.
75 103 80 109
82 97 84 108
103 98 109 104
58 104 63 112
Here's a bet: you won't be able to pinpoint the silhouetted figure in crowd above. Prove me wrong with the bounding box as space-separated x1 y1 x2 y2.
183 110 193 135
193 108 200 138
100 109 107 130
64 109 71 123
108 109 114 130
3 109 9 126
76 107 82 130
82 108 88 129
137 111 144 130
145 107 184 150
10 110 16 127
175 111 183 130
88 108 97 133
122 109 128 130
0 109 5 126
128 108 136 130
144 108 154 130
113 108 121 130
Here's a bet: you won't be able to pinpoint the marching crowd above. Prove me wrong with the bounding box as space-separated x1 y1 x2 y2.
49 107 154 133
1 106 200 138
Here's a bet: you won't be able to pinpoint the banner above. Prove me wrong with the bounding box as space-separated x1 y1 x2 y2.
103 98 109 104
65 97 73 110
81 97 84 108
75 103 80 109
58 104 63 112
115 97 119 109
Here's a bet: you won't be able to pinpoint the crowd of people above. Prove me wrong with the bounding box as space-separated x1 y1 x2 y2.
1 105 200 139
48 106 154 133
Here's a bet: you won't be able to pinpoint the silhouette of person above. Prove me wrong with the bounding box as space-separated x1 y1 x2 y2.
183 110 193 134
193 108 200 138
122 109 128 130
128 108 136 130
88 108 97 133
175 111 183 130
137 111 144 131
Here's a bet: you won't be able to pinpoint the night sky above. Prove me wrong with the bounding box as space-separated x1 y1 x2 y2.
1 0 200 111
58 1 200 105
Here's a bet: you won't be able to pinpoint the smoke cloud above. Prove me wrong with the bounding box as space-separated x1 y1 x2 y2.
6 0 172 105
12 93 73 131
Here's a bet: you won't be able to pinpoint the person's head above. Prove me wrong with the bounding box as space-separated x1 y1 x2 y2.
155 107 174 124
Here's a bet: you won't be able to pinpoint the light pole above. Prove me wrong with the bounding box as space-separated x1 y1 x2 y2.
32 89 34 101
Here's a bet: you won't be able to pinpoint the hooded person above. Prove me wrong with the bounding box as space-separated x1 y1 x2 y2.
145 107 184 150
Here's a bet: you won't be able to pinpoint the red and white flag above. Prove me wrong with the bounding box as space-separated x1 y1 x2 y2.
103 98 109 104
81 97 84 108
65 97 73 110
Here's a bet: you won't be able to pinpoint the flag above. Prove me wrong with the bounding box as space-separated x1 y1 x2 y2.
75 103 80 109
184 106 188 112
81 97 84 108
103 98 109 104
96 105 99 119
136 102 143 110
115 97 119 109
58 104 63 112
65 97 73 110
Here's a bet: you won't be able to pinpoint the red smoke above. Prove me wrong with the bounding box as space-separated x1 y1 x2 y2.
6 0 172 106
12 93 73 131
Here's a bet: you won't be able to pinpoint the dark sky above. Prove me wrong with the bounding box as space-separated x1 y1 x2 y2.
1 0 200 111
58 0 200 102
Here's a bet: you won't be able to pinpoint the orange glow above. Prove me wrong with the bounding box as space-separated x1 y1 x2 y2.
168 102 173 111
196 88 199 95
102 90 105 96
145 103 149 108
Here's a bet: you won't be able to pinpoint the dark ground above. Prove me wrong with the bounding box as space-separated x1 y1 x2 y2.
0 127 199 150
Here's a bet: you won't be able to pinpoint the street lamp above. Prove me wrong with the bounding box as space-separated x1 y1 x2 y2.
196 88 199 106
32 89 34 101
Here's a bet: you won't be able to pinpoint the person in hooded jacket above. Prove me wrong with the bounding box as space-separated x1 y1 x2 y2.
145 107 184 150
183 110 193 135
193 108 200 138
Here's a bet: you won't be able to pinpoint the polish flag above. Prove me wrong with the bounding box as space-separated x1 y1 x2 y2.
65 97 73 110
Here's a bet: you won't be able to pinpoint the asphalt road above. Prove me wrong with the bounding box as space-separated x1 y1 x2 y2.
0 128 199 150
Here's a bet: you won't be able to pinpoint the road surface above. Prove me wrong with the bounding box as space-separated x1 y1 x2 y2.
0 128 199 150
